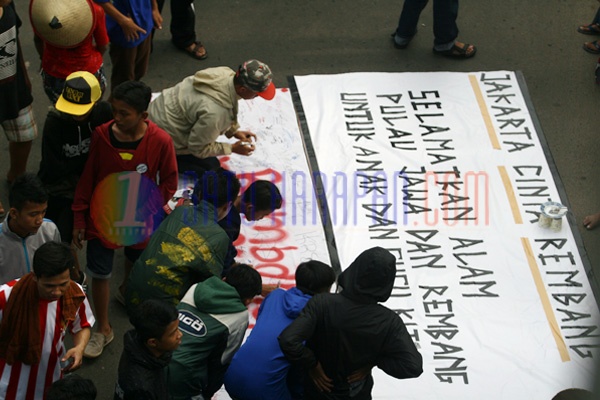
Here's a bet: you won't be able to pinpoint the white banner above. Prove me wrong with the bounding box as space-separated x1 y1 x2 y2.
292 71 600 399
216 89 332 323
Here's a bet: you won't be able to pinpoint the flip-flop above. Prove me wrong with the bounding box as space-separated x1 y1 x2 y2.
578 23 600 35
181 41 208 60
433 42 477 59
583 40 600 54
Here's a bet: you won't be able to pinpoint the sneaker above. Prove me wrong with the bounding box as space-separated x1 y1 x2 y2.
83 329 114 358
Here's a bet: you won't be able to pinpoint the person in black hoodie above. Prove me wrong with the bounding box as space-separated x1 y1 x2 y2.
114 299 182 400
37 71 112 244
278 246 423 400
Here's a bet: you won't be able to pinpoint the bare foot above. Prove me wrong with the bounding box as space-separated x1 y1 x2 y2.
583 212 600 230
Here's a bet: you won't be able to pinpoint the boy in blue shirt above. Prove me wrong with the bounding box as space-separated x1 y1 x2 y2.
224 260 336 400
94 0 162 91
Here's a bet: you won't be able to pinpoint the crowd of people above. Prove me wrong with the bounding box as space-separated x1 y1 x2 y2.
0 0 425 398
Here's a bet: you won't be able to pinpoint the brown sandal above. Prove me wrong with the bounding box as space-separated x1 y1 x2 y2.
433 42 477 59
578 23 600 35
182 41 208 60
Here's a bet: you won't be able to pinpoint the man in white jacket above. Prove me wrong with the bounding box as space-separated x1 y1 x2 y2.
148 59 276 179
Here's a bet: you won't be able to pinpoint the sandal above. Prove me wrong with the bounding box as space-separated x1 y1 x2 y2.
583 40 600 54
181 41 208 60
433 42 477 59
578 23 600 35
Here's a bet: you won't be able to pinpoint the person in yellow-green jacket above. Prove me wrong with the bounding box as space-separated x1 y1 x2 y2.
125 168 240 313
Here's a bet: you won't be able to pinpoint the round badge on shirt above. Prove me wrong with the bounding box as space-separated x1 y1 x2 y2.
136 163 148 174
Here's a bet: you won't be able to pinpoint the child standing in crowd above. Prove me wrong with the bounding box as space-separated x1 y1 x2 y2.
0 0 37 186
94 0 162 91
38 72 112 247
114 299 182 399
30 0 109 103
72 80 177 359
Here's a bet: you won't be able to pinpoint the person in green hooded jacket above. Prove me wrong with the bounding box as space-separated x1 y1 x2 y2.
168 263 262 400
125 168 240 313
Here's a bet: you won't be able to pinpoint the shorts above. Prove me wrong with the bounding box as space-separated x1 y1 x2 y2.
86 239 144 279
1 104 38 142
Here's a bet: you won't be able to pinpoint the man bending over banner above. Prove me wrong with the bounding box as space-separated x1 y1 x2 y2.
125 168 241 311
148 59 276 179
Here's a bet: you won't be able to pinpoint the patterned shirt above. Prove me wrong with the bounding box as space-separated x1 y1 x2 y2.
0 279 95 399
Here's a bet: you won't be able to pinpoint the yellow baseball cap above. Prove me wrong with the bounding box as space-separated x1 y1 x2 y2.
55 71 102 116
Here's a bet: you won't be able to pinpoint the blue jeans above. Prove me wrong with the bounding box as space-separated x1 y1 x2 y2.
593 7 600 25
395 0 459 48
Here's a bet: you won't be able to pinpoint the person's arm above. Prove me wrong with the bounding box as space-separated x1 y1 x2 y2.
92 3 109 54
157 133 178 203
39 112 71 185
279 296 335 391
96 1 146 42
151 0 162 30
62 327 91 371
187 110 233 158
278 296 320 368
63 294 95 371
376 313 423 379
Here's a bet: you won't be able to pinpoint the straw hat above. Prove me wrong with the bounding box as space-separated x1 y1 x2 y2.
29 0 95 48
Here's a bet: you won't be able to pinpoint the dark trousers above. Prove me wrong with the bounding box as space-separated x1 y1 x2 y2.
395 0 459 46
46 196 75 243
109 35 152 92
176 154 221 184
170 0 197 48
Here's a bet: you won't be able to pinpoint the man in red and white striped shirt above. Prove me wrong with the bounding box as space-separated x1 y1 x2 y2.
0 241 95 400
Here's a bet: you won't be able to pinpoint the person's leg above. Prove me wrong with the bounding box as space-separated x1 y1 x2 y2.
119 246 144 298
109 44 136 92
133 36 152 82
431 0 475 57
431 0 459 49
83 239 115 358
45 196 85 286
170 0 196 49
594 6 600 25
394 0 428 45
2 105 37 183
7 141 32 183
46 196 74 242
